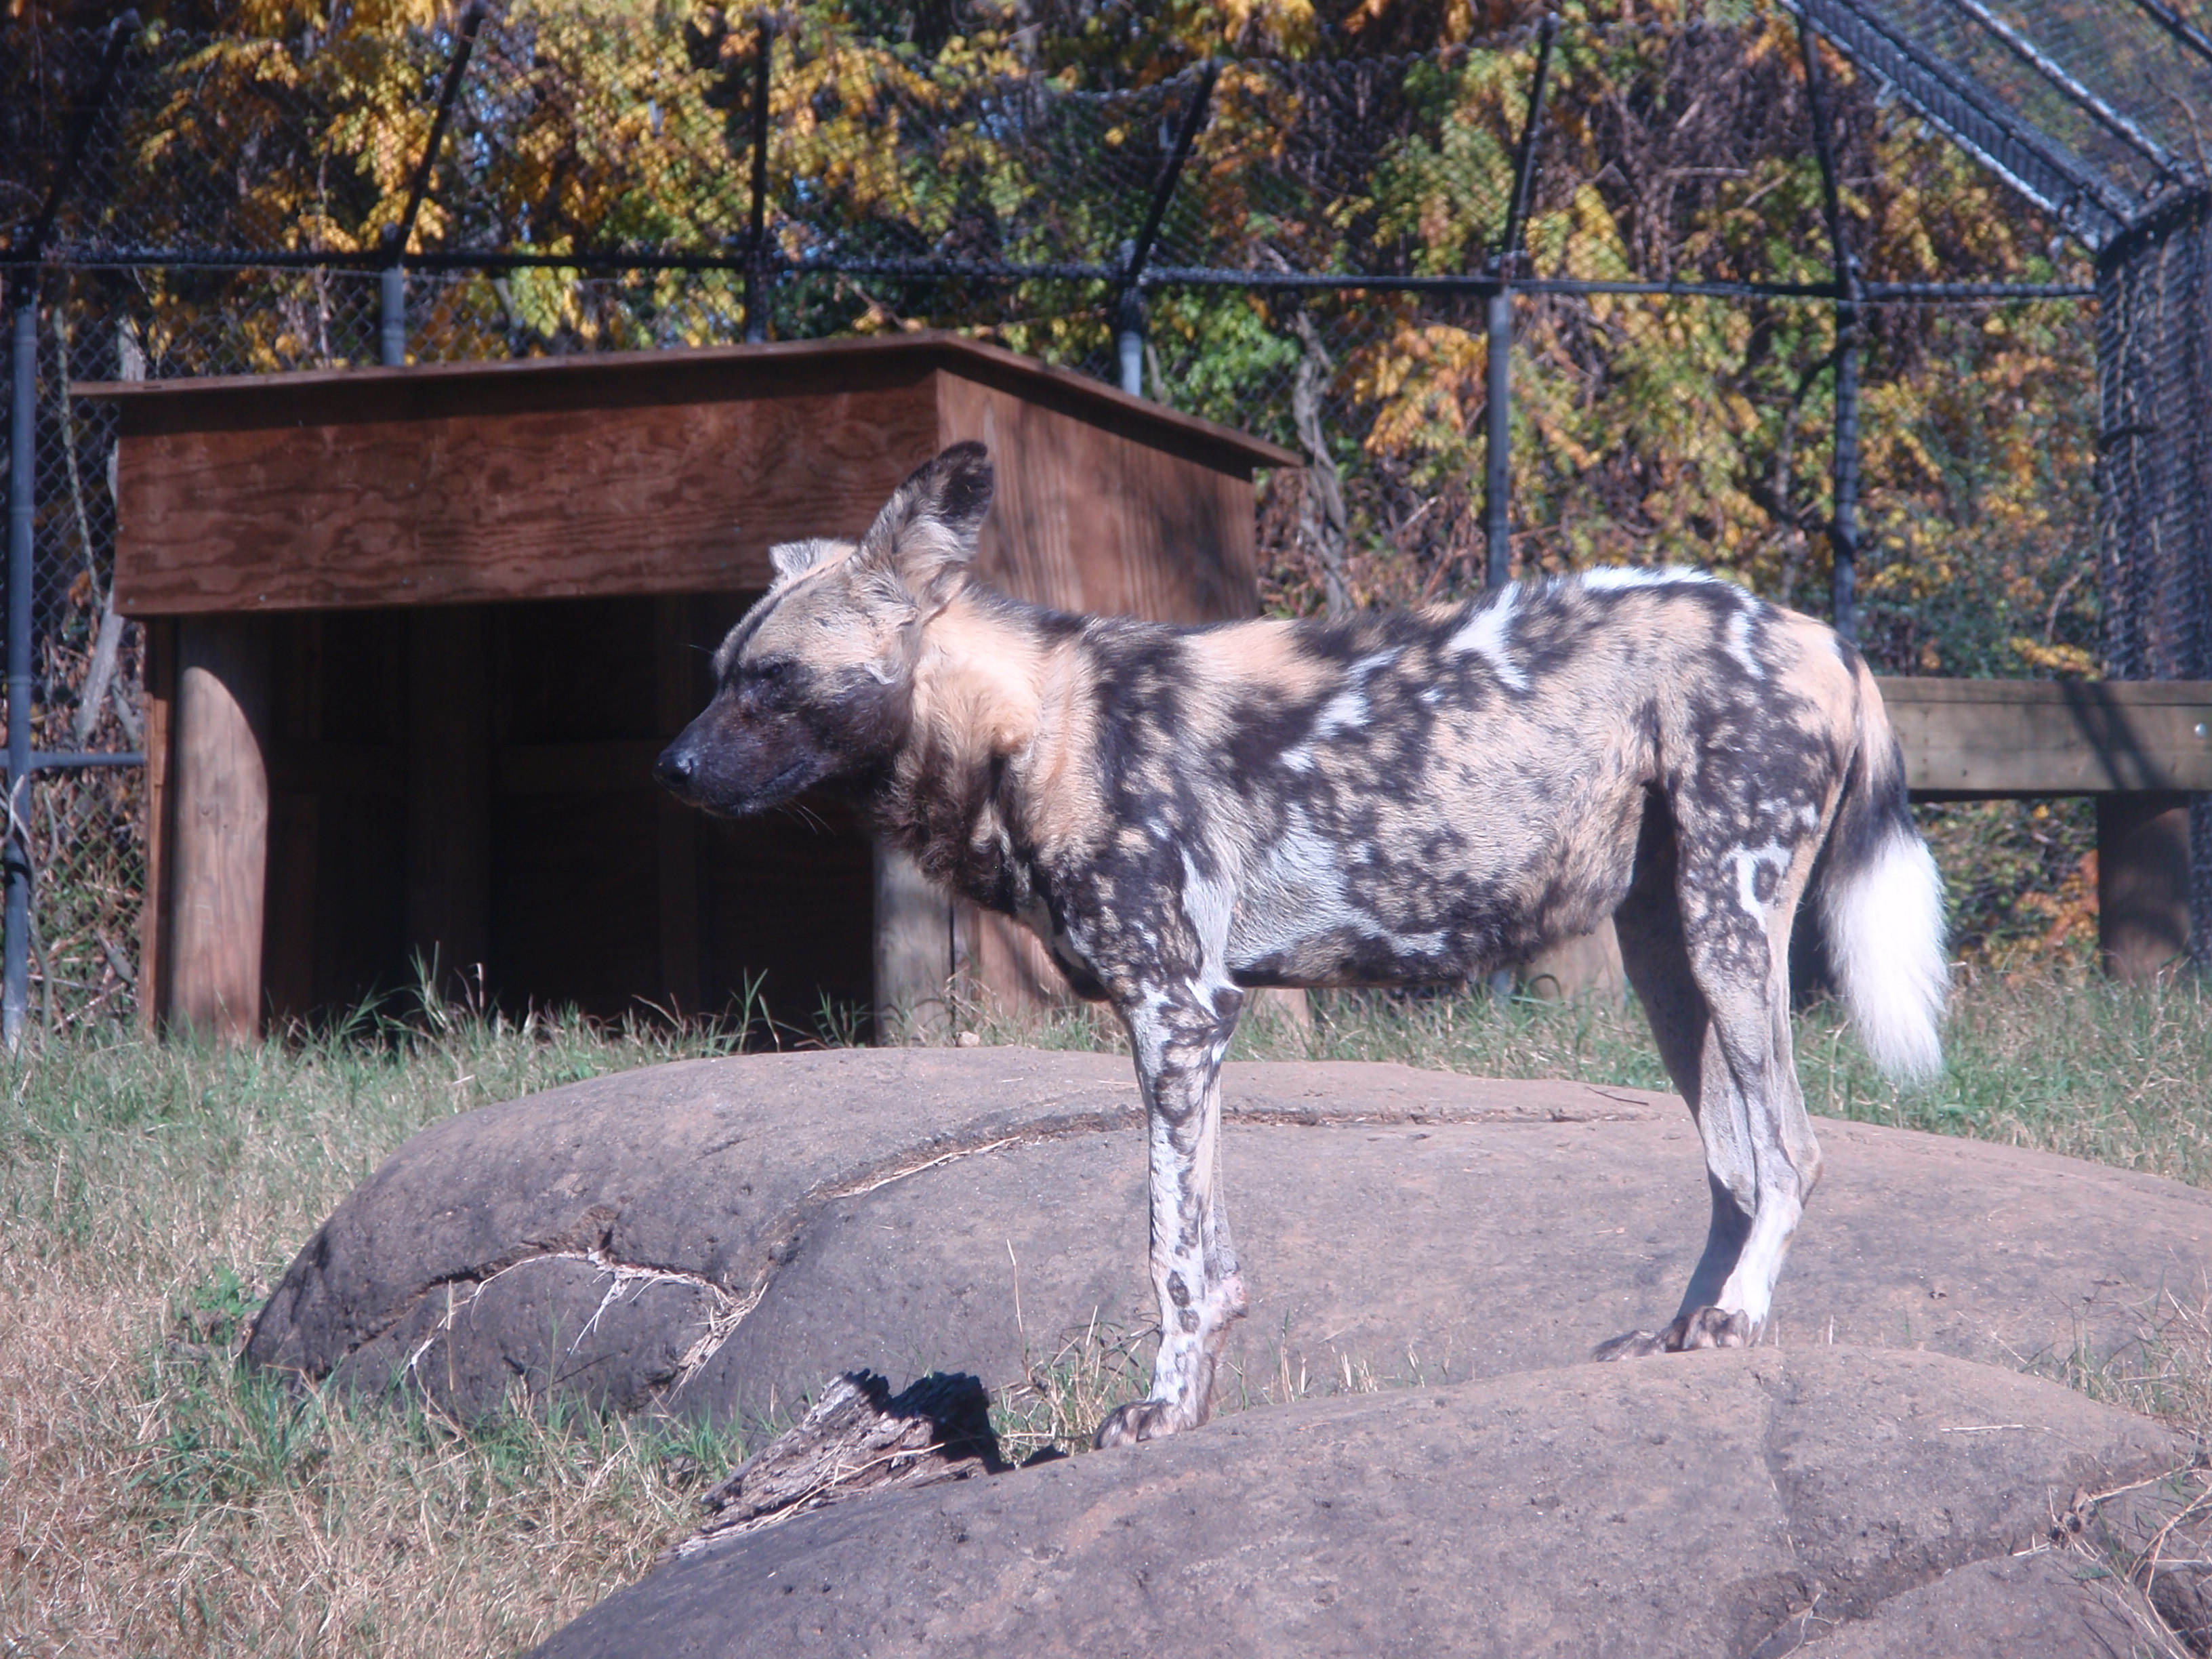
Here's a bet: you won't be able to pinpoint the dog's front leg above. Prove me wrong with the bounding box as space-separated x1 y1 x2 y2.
1094 979 1248 1448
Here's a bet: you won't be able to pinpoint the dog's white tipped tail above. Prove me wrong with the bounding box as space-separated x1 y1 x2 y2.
1818 668 1949 1085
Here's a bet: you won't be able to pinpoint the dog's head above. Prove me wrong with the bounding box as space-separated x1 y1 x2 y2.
654 441 994 816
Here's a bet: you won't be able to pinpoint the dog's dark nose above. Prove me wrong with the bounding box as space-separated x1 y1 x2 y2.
653 744 697 793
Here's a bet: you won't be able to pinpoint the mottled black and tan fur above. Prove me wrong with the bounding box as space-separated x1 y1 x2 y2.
657 444 1949 1448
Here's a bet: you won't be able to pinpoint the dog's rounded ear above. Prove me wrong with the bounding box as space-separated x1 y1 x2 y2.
859 442 994 600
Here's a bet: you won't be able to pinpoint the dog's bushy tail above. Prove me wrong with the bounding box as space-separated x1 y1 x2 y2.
1816 658 1948 1084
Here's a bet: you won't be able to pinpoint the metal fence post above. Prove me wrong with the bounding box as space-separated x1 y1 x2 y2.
1 12 140 1046
1111 62 1218 402
6 290 36 1050
380 264 407 367
1830 283 1862 641
1116 241 1143 396
1484 290 1513 588
1803 16 1862 641
744 14 774 344
1484 16 1559 590
378 0 486 369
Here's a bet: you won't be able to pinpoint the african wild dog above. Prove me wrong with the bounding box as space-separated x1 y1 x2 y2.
656 442 1948 1448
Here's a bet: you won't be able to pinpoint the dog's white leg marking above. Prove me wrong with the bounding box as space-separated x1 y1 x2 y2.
1094 856 1248 1448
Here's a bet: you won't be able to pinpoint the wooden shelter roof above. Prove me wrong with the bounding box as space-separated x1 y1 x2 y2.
75 331 1300 473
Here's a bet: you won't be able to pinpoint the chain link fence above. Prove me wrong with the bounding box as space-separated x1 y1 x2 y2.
0 286 144 1036
5 5 2160 1030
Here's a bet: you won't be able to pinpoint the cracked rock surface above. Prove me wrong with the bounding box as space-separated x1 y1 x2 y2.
529 1346 2179 1659
245 1048 2212 1427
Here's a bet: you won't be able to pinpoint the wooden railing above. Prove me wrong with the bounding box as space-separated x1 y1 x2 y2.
1526 679 2211 996
1885 678 2210 980
1878 678 2212 797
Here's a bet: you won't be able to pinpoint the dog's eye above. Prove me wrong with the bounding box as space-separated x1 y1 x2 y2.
755 659 789 682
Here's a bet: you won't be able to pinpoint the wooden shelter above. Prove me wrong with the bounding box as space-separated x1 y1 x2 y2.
85 335 1296 1040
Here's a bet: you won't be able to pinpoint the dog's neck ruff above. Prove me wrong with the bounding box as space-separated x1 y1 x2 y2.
873 585 1082 911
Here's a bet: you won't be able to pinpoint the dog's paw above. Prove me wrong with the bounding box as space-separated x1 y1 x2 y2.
1593 1306 1753 1361
1093 1399 1187 1448
1591 1328 1667 1361
1667 1305 1751 1350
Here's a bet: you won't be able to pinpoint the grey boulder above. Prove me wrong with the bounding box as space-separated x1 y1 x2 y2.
245 1048 2212 1430
530 1345 2184 1659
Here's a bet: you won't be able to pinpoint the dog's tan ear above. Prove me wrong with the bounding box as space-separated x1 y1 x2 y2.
858 442 994 598
767 537 845 586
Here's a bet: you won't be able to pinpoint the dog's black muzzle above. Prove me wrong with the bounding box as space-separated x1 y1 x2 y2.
653 739 701 798
654 716 826 817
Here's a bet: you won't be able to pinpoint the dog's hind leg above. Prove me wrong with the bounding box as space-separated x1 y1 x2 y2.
1599 802 1740 1359
1598 801 1822 1359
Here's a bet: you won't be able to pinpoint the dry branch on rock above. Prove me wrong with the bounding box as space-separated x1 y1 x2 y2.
676 1371 1005 1554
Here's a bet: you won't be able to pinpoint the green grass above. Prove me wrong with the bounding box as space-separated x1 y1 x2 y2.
5 970 2212 1655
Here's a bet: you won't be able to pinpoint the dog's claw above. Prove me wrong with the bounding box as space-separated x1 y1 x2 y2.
1593 1306 1751 1362
1094 1399 1186 1448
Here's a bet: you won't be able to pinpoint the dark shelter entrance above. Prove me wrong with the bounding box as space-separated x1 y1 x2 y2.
239 593 874 1029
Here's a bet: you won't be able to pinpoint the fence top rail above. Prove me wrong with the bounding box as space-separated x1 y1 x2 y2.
1874 676 2212 794
1874 676 2212 705
74 329 1302 470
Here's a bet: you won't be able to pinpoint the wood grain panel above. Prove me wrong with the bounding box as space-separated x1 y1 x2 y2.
112 387 938 615
265 740 405 798
1879 678 2212 794
876 846 954 1036
167 616 270 1041
1097 436 1260 623
697 800 875 1028
490 788 663 1017
493 740 665 796
956 905 1073 1022
309 791 407 1013
937 373 1261 623
84 334 1294 467
262 792 320 1021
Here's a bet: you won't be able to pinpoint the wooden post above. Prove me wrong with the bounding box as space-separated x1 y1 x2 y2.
405 607 492 990
874 845 951 1039
137 616 176 1036
2098 791 2192 981
167 615 270 1040
1522 921 1626 1002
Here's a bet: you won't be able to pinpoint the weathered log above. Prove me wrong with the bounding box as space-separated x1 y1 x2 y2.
679 1371 1004 1552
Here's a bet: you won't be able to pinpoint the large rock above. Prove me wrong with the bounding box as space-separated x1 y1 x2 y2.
529 1345 2184 1658
246 1048 2212 1427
